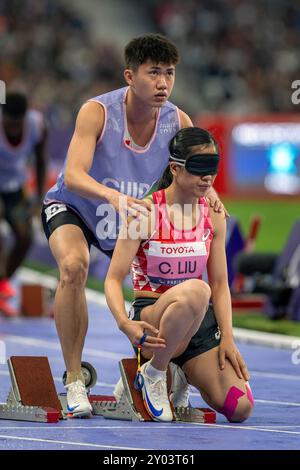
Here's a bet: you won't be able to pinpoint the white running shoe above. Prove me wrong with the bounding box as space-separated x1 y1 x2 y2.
113 377 124 402
65 379 93 418
140 362 173 422
113 363 190 408
169 363 190 408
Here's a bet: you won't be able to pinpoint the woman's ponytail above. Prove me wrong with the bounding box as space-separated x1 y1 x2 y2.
157 165 173 190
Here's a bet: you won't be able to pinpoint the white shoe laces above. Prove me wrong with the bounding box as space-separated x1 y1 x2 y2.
67 380 88 403
149 377 169 405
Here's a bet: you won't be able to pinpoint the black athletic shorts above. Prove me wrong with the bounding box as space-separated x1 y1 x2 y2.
41 202 113 257
0 188 32 228
129 297 221 367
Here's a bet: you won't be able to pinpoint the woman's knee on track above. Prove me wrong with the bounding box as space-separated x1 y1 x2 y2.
214 383 254 423
228 395 253 423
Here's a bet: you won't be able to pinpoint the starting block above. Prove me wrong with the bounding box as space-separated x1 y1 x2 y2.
89 358 216 424
0 356 216 424
20 284 52 317
0 356 62 423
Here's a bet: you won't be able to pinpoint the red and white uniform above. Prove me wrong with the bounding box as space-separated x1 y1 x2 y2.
131 189 214 293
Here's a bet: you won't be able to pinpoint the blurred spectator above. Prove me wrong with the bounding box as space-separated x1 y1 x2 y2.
0 0 124 126
1 0 299 121
140 0 300 114
0 92 47 316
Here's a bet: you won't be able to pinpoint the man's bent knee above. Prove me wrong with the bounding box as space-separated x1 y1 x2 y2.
60 257 89 288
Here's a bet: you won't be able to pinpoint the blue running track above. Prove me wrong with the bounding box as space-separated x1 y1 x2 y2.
0 290 299 450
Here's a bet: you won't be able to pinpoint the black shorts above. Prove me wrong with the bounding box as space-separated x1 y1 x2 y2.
0 188 32 228
41 202 113 257
129 297 221 367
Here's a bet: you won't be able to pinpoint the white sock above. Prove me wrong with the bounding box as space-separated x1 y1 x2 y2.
145 361 167 380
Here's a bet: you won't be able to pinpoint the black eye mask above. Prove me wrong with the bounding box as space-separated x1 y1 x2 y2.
170 153 220 176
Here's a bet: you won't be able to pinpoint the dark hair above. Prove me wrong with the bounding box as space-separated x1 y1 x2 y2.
125 33 179 70
157 127 219 190
2 92 28 117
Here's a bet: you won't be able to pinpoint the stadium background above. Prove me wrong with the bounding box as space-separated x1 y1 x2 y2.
1 0 300 334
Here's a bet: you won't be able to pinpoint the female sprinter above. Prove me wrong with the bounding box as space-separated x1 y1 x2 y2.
105 127 254 422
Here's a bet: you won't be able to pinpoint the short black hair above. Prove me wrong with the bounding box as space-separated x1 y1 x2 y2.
2 92 28 117
125 33 180 70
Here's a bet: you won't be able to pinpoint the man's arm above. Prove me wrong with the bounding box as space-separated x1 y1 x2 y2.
63 101 150 216
64 101 112 201
178 109 193 128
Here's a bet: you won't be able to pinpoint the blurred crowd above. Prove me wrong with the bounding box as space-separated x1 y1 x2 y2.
1 0 299 122
142 0 300 114
0 0 123 126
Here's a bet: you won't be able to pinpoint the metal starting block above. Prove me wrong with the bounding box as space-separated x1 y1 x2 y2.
0 356 216 424
90 358 216 423
0 356 62 423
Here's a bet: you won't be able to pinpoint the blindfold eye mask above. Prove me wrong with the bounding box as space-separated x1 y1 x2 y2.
170 153 220 176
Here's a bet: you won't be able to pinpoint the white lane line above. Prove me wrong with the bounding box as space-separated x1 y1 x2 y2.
2 334 124 360
250 371 300 381
0 426 300 437
187 423 300 435
0 434 147 450
254 399 300 407
1 425 300 430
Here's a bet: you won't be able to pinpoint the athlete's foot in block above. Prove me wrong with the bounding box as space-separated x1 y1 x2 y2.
65 379 93 418
140 362 173 422
113 377 124 402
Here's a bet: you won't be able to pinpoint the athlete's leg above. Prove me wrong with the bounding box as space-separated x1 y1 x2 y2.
3 190 33 278
49 224 90 375
182 346 254 423
6 220 33 277
140 279 211 370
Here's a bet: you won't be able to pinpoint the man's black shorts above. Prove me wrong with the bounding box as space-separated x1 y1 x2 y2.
0 188 31 228
41 202 113 257
129 297 221 367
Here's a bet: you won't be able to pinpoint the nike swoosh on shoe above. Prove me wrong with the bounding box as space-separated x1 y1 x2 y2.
143 388 163 417
67 404 80 412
